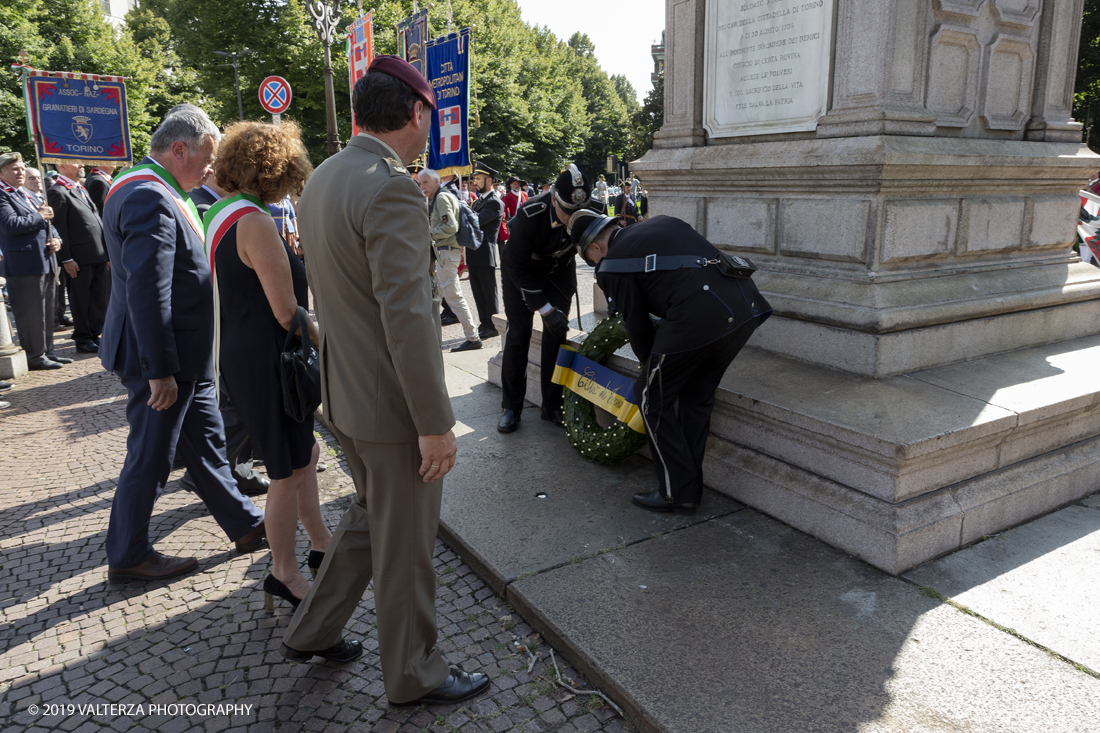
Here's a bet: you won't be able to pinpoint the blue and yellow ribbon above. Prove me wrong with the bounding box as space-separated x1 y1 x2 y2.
551 346 645 433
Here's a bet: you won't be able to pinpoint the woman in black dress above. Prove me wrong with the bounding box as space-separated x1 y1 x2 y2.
208 121 330 608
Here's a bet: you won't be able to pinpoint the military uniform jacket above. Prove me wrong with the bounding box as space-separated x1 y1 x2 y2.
595 215 772 365
297 134 454 443
469 188 503 268
47 177 108 265
502 191 576 312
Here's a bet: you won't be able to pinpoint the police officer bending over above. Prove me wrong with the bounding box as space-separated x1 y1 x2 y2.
567 210 772 514
498 164 598 433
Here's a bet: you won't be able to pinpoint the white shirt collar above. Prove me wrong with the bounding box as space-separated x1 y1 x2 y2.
201 185 222 201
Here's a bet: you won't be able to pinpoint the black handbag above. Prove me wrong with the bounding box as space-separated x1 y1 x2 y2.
279 306 322 422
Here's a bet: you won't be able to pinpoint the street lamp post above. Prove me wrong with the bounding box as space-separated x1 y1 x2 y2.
305 0 343 157
213 49 254 121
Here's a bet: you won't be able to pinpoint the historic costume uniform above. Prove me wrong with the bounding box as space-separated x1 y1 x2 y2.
498 165 594 431
468 162 504 339
571 211 773 512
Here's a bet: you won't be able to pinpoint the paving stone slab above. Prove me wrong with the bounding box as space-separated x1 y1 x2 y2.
509 509 1100 733
439 409 742 594
904 503 1100 674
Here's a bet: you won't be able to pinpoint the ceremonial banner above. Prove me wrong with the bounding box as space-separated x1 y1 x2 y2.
347 11 374 137
397 9 428 77
551 346 645 434
26 74 132 167
426 30 472 177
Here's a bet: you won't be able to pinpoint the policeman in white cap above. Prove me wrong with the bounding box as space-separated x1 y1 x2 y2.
497 164 598 433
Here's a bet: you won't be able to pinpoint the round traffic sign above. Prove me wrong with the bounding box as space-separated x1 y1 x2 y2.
258 76 292 114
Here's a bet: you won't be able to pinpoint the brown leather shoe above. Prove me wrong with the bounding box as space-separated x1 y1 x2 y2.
108 552 198 582
235 521 266 553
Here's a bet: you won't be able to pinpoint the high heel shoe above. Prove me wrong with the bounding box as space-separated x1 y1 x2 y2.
263 574 303 612
307 550 325 579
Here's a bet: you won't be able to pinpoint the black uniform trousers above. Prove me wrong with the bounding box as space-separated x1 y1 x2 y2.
181 380 265 491
67 261 110 347
7 274 55 364
466 265 498 332
500 271 572 413
637 321 758 506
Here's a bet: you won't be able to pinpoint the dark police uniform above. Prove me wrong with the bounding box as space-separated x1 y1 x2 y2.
469 187 504 336
595 215 772 509
500 191 577 416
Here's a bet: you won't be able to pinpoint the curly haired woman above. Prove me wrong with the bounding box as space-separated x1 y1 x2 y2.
204 121 331 610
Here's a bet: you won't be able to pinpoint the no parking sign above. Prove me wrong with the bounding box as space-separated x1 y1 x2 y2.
258 76 292 117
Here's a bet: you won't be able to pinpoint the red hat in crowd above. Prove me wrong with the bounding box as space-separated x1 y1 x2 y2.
368 55 437 110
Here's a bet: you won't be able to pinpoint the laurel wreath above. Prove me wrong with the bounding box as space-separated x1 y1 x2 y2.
563 314 648 465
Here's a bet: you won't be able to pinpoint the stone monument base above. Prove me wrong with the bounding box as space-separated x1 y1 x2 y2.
0 350 28 380
488 313 1100 574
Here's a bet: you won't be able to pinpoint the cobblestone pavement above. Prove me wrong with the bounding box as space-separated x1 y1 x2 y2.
0 330 628 733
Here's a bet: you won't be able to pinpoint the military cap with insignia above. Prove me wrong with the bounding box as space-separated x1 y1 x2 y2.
551 163 593 214
368 55 438 110
473 162 498 180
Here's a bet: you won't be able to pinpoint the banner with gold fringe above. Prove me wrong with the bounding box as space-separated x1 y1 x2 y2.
551 346 645 434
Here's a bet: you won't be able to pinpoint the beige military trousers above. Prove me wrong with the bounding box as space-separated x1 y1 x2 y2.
284 423 450 703
435 246 478 342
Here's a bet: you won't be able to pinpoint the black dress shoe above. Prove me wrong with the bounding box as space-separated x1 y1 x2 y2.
76 343 99 353
540 408 564 428
450 339 482 353
390 667 491 707
0 382 11 393
307 550 325 579
283 638 363 663
632 490 697 515
263 573 303 612
478 326 498 340
58 316 74 327
440 314 460 326
239 474 270 496
28 359 63 370
235 521 266 553
497 409 520 433
45 354 73 364
108 552 198 581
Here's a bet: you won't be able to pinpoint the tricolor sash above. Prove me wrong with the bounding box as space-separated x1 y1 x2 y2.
202 192 268 272
552 346 645 433
201 192 269 397
105 162 204 242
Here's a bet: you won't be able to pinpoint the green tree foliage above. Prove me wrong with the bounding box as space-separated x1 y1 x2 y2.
3 0 653 180
0 0 187 163
137 0 357 164
625 71 663 165
566 32 630 181
1077 0 1100 147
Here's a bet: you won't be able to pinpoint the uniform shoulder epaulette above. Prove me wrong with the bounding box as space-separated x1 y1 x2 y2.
522 201 546 217
384 158 408 177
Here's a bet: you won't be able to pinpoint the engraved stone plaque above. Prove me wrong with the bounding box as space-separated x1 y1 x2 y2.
704 0 837 137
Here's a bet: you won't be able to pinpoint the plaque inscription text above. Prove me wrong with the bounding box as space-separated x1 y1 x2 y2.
704 0 836 138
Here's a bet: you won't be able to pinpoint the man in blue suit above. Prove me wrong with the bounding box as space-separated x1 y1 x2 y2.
0 152 67 370
99 109 265 581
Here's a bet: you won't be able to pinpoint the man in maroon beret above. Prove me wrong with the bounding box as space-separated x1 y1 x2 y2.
282 56 490 708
